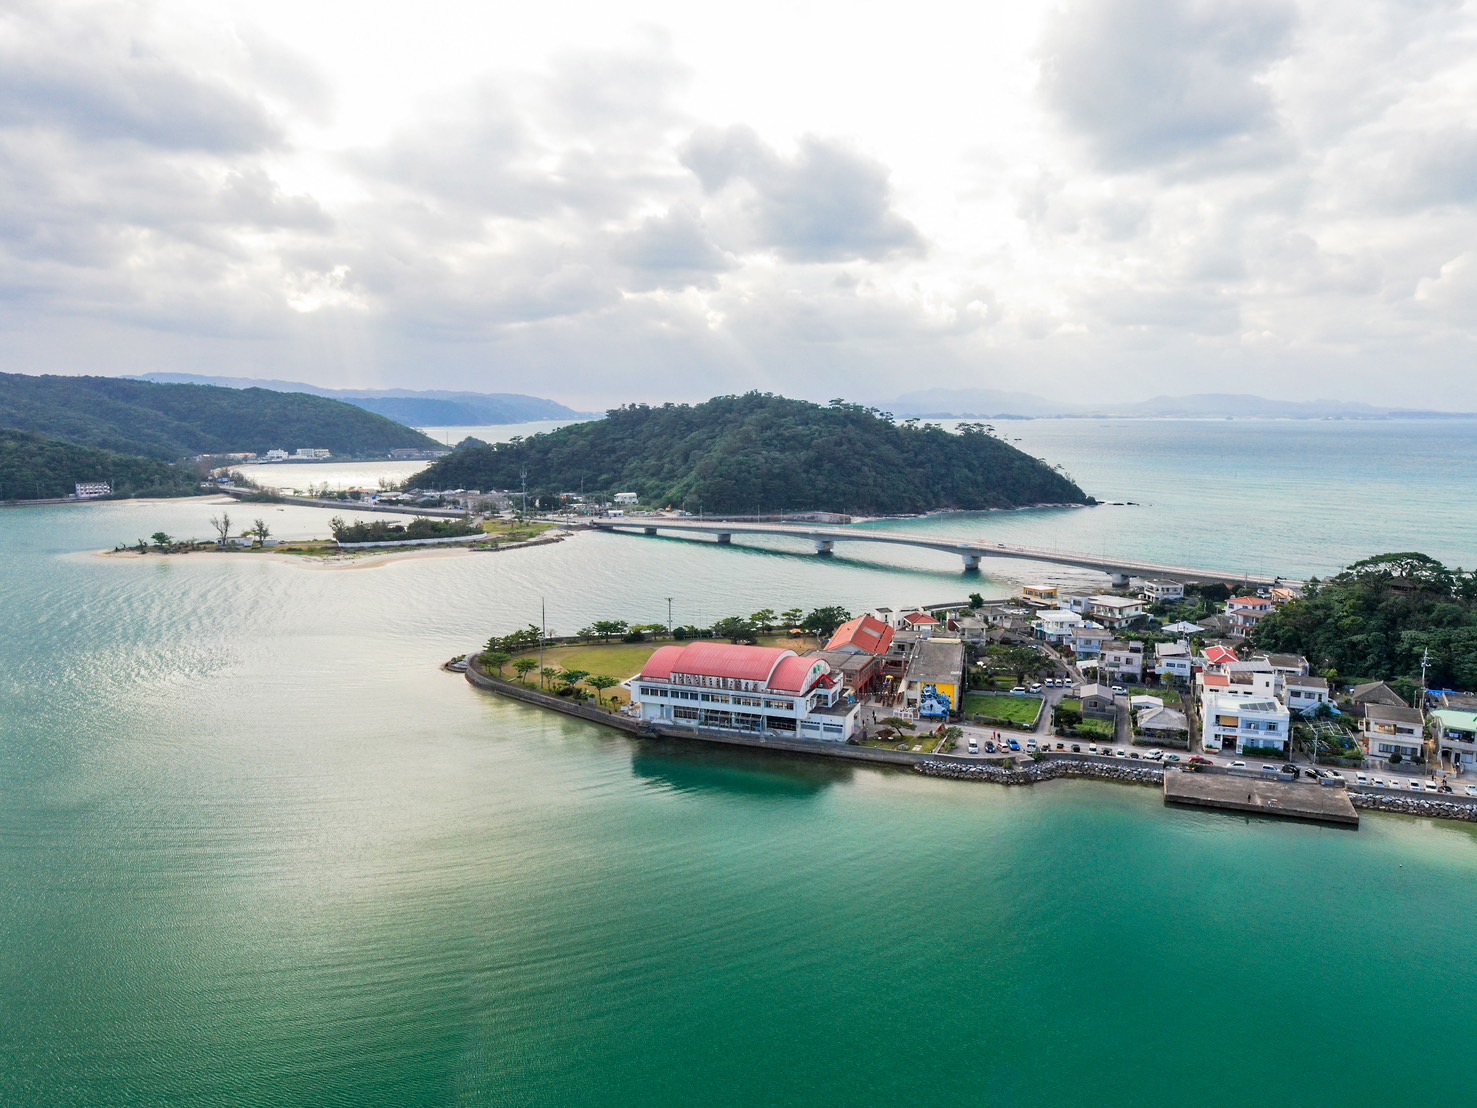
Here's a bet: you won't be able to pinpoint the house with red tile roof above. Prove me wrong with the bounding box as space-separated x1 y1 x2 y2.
825 614 895 657
631 642 859 741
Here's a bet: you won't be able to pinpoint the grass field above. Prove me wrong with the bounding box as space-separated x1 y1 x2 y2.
961 692 1042 727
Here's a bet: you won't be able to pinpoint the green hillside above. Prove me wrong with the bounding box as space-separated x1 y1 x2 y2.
0 429 198 500
412 393 1090 514
0 373 439 459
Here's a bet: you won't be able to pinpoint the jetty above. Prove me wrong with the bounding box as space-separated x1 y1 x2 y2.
1163 771 1359 826
586 518 1293 587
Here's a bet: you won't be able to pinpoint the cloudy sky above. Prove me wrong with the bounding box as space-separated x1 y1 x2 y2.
3 0 1476 408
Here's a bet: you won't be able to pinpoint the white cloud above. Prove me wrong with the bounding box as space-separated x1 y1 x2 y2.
0 0 1476 408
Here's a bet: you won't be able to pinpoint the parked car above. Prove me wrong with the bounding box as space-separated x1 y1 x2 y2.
1055 742 1065 750
1147 749 1164 760
1189 756 1212 765
1466 786 1477 797
967 739 979 754
985 741 996 753
1010 686 1027 695
1374 778 1387 788
1110 685 1127 695
1026 739 1038 751
1409 780 1423 791
1029 683 1043 693
1356 773 1369 785
1231 760 1247 768
1071 744 1081 753
1008 739 1021 752
1115 749 1127 758
1166 754 1181 762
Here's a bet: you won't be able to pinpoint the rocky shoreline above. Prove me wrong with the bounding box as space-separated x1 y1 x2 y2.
916 758 1163 787
1349 792 1477 823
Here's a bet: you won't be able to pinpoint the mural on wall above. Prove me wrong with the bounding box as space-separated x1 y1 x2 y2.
919 683 952 719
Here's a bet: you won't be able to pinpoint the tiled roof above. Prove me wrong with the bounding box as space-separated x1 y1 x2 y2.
825 614 895 656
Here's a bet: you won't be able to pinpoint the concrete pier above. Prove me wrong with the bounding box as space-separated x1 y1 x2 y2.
1164 771 1359 827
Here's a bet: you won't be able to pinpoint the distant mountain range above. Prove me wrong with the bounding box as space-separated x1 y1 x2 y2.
132 374 591 427
884 388 1473 420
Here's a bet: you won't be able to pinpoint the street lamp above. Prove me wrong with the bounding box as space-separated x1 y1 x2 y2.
666 597 673 638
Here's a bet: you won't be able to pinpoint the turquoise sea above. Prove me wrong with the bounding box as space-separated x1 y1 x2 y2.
3 419 1476 1105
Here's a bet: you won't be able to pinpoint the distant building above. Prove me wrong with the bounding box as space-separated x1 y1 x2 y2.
73 482 111 499
1200 690 1290 756
293 448 331 460
901 638 965 717
613 492 639 504
1102 640 1145 683
825 614 895 657
1021 584 1058 606
1349 681 1408 709
1139 580 1185 603
1225 596 1274 636
632 642 858 741
1087 595 1146 630
1282 675 1330 716
1431 710 1477 773
1154 640 1194 684
264 449 290 462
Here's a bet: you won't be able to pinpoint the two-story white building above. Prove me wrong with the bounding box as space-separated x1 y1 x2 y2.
632 642 859 741
1139 580 1185 603
1200 688 1291 756
1088 595 1147 630
1431 710 1477 773
1102 640 1144 683
1358 704 1425 764
1032 609 1084 643
1225 596 1274 636
1282 674 1330 716
1154 640 1194 684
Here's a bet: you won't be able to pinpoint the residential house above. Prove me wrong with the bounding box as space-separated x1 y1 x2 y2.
1282 675 1330 716
899 610 940 638
1102 640 1145 683
1431 710 1477 773
1201 644 1240 670
1033 609 1084 644
1349 681 1409 709
1225 596 1274 636
1136 705 1189 746
1021 584 1059 607
613 492 639 505
1088 595 1147 630
826 614 895 658
1139 580 1185 603
1162 620 1205 636
1200 690 1291 756
1077 683 1117 720
1154 640 1194 684
1358 704 1425 764
1258 653 1310 677
1067 624 1113 660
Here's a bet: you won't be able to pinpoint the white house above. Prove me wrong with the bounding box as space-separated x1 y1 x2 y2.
1154 640 1194 683
1225 596 1274 636
1139 580 1185 603
631 642 859 741
1282 675 1330 716
1431 710 1477 773
73 482 111 499
614 492 639 504
264 449 290 462
1102 641 1144 682
293 447 330 459
1088 595 1146 630
1200 689 1291 755
1358 704 1425 764
1068 624 1113 659
1032 609 1084 643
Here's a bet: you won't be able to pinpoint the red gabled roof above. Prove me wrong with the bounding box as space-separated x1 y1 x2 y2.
1202 674 1231 688
826 614 896 656
1203 645 1239 666
901 611 939 626
1228 596 1268 607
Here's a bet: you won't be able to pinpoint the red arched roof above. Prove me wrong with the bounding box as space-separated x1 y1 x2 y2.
638 642 797 686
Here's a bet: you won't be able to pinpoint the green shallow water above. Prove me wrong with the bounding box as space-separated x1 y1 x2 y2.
3 432 1477 1105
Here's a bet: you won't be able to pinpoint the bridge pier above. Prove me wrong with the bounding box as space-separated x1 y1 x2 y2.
1110 572 1132 588
962 553 981 571
716 533 731 544
644 527 658 536
814 539 835 555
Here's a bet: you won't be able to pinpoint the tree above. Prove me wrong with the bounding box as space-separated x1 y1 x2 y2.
513 658 539 684
781 607 805 628
249 518 270 546
750 609 777 632
801 606 851 640
150 531 172 550
1389 751 1403 765
586 674 620 706
712 616 759 643
591 619 629 641
209 511 231 547
967 592 985 609
540 666 559 689
482 650 512 676
557 669 589 691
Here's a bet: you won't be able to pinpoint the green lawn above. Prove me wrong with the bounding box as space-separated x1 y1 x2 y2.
962 693 1042 728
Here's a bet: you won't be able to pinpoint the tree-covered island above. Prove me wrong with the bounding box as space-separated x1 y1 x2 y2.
412 393 1091 514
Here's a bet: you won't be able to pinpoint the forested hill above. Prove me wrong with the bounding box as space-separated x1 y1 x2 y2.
0 373 439 459
1253 552 1477 691
412 394 1090 514
0 429 198 500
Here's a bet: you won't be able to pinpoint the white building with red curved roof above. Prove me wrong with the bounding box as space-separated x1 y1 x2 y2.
631 642 860 741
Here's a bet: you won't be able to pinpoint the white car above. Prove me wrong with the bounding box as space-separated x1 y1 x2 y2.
1010 686 1027 695
1356 774 1368 785
1409 780 1423 791
1465 786 1477 798
1110 685 1127 695
1231 760 1247 768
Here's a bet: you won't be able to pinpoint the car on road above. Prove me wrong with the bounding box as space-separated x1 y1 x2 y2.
985 741 996 753
1374 778 1387 788
1356 773 1369 785
1279 764 1297 775
1146 749 1164 760
1008 739 1021 752
1115 748 1127 758
1010 686 1027 695
1189 756 1212 765
967 739 979 754
1409 780 1423 791
1071 743 1081 753
1110 685 1127 695
1303 769 1319 779
1166 753 1181 762
1055 742 1065 750
1466 786 1477 797
1029 682 1043 693
1231 760 1246 768
1026 738 1038 751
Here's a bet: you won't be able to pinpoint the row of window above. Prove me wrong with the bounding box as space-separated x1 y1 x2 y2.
639 685 796 711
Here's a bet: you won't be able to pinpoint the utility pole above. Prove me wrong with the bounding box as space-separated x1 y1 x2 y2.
540 597 546 681
666 597 674 638
520 469 528 518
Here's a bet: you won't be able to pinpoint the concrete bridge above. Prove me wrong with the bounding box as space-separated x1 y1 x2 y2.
585 518 1293 587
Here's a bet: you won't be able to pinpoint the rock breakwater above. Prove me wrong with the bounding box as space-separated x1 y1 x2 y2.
917 758 1163 787
1350 792 1477 822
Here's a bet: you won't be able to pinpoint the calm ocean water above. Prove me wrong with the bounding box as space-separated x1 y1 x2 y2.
3 419 1476 1105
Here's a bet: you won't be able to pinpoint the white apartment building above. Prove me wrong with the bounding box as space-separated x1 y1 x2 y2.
1358 704 1425 764
1139 580 1185 603
1200 689 1291 756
